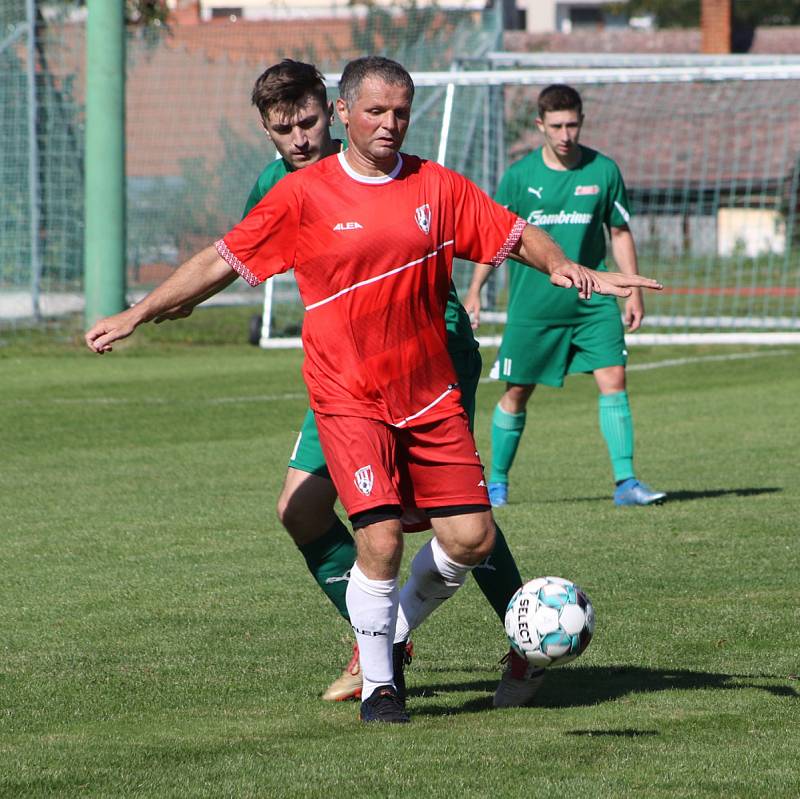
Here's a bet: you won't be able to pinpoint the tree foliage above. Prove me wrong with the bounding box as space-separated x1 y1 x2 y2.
125 1 170 28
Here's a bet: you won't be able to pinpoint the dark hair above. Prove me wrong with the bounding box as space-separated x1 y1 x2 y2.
338 56 415 107
537 84 583 119
251 59 327 121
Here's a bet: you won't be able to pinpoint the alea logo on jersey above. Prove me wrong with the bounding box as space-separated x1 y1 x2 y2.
333 221 364 231
574 184 600 196
415 204 431 234
354 465 374 496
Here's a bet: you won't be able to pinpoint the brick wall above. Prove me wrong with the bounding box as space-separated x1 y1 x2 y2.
701 0 732 54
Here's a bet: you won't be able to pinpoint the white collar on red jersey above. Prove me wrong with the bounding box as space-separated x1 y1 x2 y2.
337 151 403 184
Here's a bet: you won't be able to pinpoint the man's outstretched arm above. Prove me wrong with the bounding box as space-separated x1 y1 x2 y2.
152 270 239 324
85 244 236 353
464 223 661 327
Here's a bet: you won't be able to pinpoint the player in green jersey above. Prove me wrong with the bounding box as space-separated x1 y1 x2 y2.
210 60 537 708
466 84 666 508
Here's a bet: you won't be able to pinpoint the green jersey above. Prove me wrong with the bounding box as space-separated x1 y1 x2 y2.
495 145 631 323
242 150 477 353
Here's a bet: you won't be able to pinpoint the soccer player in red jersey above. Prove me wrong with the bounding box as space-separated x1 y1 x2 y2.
86 57 661 724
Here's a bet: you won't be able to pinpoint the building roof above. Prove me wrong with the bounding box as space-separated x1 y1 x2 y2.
39 20 800 190
503 25 800 55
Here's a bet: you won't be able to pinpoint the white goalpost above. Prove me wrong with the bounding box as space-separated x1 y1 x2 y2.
258 55 800 348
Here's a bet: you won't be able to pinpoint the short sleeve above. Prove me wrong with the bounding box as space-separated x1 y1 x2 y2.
447 169 525 267
217 174 301 287
605 161 632 228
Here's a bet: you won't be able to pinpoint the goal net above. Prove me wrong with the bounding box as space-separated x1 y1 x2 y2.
260 54 800 347
0 2 501 337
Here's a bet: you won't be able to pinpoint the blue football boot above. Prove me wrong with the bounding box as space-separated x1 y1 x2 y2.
488 482 509 507
614 478 667 506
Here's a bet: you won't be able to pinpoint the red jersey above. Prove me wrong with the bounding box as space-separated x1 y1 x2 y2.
217 152 525 427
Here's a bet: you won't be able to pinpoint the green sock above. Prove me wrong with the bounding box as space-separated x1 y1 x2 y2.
598 390 635 483
489 404 526 484
297 517 355 621
471 523 523 624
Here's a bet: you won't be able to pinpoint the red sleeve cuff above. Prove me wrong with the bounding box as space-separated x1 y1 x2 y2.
490 217 526 268
215 239 261 287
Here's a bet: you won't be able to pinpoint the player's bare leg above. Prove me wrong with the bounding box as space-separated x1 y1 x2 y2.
500 383 537 415
348 518 409 722
594 365 666 506
277 468 364 700
488 383 536 507
277 468 339 546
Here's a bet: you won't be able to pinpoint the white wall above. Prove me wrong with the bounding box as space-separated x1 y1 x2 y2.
717 208 786 257
520 0 557 33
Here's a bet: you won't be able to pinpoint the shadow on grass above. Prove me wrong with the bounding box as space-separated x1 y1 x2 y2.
658 487 782 502
543 486 782 504
409 664 798 718
566 729 659 737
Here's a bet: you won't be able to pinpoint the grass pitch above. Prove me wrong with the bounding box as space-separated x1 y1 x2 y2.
2 308 799 797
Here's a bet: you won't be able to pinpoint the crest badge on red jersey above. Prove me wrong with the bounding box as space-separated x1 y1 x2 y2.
415 204 431 234
354 465 374 496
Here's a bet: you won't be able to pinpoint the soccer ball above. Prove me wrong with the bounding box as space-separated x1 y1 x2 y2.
505 576 595 667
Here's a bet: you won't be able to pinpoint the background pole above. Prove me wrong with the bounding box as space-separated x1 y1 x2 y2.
84 0 126 325
26 0 42 321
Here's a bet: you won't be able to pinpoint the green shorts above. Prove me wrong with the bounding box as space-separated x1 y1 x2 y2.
493 311 626 388
288 346 482 476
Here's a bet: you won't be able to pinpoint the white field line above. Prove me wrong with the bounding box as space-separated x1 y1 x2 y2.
627 350 794 371
8 392 308 407
479 349 794 382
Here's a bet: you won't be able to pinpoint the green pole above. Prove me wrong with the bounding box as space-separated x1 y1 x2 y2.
84 0 126 326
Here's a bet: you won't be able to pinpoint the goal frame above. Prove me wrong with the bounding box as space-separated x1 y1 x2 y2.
258 55 800 348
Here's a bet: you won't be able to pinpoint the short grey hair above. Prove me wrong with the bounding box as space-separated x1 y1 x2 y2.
338 56 415 108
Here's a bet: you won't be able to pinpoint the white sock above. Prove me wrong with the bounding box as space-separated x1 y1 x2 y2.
346 562 399 701
394 538 473 643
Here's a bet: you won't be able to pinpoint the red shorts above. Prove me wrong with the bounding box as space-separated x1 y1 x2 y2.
314 411 490 521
